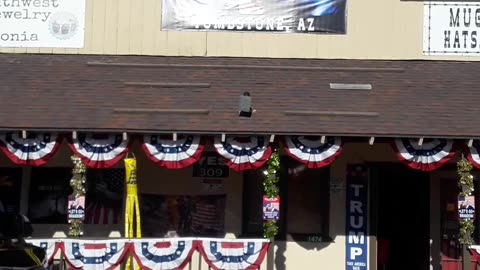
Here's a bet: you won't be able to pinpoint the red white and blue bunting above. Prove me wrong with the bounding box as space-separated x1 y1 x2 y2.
26 239 60 267
142 135 204 169
198 239 270 270
61 239 129 270
467 140 480 169
0 132 61 166
394 138 454 171
214 136 272 172
284 136 342 169
68 133 130 169
131 238 197 270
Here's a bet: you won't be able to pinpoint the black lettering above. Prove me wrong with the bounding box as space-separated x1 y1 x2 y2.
0 34 9 41
444 30 451 48
462 31 469 48
42 0 49 7
476 9 480 27
10 33 19 41
1 11 13 18
464 8 472 27
33 0 40 7
13 11 21 19
450 8 460 27
10 0 19 7
51 0 58 7
454 31 460 48
30 33 38 41
21 0 32 6
472 31 477 48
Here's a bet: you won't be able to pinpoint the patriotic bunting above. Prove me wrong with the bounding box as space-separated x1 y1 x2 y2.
394 138 454 171
467 140 480 169
198 239 270 270
284 136 342 169
214 136 272 171
142 135 204 169
68 134 130 169
131 239 196 270
0 132 61 166
61 239 129 270
26 239 60 267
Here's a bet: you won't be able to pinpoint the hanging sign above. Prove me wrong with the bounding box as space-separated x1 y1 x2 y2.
345 164 368 270
0 0 85 48
161 0 347 34
458 195 475 220
67 195 85 220
423 2 480 55
262 196 280 221
193 152 229 178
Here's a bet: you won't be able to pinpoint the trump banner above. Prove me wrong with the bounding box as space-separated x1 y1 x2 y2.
161 0 346 33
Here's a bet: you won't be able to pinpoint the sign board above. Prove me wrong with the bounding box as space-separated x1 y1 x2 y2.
67 195 85 220
193 152 229 178
423 2 480 55
162 0 346 34
0 0 85 48
458 195 475 220
262 196 280 221
202 179 224 192
345 164 368 270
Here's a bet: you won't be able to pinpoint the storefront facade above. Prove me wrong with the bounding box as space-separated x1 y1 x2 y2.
1 0 480 269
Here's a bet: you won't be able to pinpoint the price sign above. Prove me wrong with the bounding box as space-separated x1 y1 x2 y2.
193 152 229 178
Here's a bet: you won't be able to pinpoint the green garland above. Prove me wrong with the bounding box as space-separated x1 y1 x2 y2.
457 158 474 245
263 152 280 238
68 155 86 237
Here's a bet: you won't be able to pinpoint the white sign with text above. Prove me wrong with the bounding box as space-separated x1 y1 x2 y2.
0 0 85 48
424 2 480 55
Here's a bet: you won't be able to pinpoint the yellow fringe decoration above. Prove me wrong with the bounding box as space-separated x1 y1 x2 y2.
124 157 141 270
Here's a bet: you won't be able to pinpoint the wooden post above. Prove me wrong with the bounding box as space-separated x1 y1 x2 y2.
463 245 471 270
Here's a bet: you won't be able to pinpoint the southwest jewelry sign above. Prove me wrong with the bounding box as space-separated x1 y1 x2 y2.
424 2 480 55
0 0 85 48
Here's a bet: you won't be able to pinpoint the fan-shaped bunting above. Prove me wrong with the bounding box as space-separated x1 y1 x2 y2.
214 136 272 171
394 138 454 171
142 135 204 169
284 136 342 169
0 132 61 166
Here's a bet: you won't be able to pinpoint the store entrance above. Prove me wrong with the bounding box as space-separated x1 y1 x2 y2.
370 163 430 270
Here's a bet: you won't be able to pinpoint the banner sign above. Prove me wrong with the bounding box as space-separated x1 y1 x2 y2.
0 0 85 48
193 152 229 178
458 195 475 220
67 195 85 220
345 164 368 270
263 196 280 221
423 2 480 55
161 0 346 34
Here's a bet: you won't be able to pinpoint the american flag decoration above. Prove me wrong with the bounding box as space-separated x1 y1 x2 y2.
61 239 129 270
142 135 204 169
84 169 124 225
394 138 454 171
198 239 270 270
214 136 272 172
284 136 342 169
131 239 197 270
467 140 480 169
0 132 61 166
26 239 60 267
191 199 225 236
68 133 130 169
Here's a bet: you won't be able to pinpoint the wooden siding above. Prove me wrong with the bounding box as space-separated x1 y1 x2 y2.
0 0 477 60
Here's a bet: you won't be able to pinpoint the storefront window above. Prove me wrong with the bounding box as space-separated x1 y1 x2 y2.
287 162 329 236
0 168 22 214
28 168 124 224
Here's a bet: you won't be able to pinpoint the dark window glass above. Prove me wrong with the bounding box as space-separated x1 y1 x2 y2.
0 168 23 214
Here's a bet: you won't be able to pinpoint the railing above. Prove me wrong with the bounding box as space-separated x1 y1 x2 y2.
27 238 271 270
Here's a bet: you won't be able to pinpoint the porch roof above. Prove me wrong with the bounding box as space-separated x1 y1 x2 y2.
0 53 477 138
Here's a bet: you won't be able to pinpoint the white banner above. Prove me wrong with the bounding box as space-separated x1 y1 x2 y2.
0 0 85 48
424 2 480 55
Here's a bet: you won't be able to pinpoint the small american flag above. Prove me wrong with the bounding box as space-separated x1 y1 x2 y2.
84 169 124 225
191 197 225 236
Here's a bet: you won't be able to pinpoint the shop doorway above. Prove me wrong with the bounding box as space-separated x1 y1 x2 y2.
370 163 430 270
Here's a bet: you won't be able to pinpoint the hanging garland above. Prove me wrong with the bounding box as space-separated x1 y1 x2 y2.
68 155 87 237
263 152 280 238
457 158 475 245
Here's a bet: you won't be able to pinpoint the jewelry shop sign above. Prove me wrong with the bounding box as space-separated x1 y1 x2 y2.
424 2 480 55
0 0 85 48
